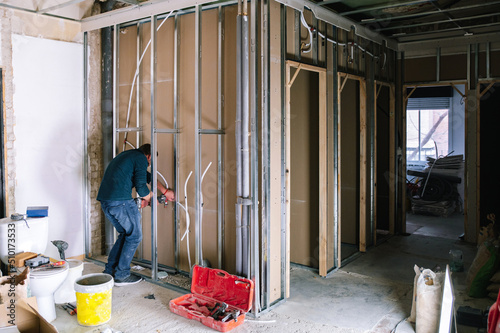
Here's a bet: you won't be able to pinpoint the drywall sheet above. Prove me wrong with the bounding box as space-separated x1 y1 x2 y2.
376 85 391 231
441 54 467 81
405 57 436 83
12 34 84 259
117 7 235 274
339 78 359 246
289 69 320 268
479 82 500 228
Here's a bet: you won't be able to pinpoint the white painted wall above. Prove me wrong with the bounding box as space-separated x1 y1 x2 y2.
12 34 84 260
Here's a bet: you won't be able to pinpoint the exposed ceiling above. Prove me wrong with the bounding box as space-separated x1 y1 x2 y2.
1 0 499 47
311 0 500 44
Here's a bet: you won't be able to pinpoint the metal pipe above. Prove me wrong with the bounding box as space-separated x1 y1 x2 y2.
195 4 202 267
235 9 243 275
102 0 116 255
83 31 90 258
150 14 158 282
241 11 251 279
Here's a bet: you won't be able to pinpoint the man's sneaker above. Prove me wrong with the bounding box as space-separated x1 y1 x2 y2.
114 274 143 286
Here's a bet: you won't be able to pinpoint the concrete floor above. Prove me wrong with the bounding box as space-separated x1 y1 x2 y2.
48 213 493 333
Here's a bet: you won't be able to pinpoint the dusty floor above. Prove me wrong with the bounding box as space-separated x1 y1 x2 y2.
50 213 493 333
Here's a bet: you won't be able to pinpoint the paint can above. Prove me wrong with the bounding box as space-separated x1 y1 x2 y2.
74 273 114 326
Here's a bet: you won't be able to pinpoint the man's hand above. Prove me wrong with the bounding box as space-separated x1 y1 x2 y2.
140 198 150 209
164 189 175 202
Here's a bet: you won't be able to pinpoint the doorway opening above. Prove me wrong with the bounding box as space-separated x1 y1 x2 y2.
404 84 466 240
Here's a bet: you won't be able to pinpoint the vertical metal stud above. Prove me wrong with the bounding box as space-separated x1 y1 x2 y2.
294 10 301 61
332 25 339 269
113 24 119 157
136 22 144 261
150 14 158 282
218 6 225 270
486 42 491 79
195 4 202 267
369 44 375 246
250 0 260 315
280 2 287 301
436 47 440 82
83 32 90 258
174 12 180 272
312 13 318 65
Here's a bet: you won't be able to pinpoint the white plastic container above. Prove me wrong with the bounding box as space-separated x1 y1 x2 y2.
54 259 84 304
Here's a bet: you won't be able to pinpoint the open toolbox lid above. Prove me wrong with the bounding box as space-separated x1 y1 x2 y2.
191 265 254 313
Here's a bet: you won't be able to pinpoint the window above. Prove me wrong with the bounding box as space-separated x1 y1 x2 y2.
407 108 449 162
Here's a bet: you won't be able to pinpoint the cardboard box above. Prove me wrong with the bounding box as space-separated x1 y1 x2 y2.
0 298 57 333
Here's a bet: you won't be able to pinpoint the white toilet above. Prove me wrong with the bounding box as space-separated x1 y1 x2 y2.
0 216 69 322
54 259 83 304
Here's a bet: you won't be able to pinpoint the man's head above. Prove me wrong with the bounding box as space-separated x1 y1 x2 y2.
138 144 151 165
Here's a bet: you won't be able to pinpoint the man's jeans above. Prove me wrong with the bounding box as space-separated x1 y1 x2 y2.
99 199 142 280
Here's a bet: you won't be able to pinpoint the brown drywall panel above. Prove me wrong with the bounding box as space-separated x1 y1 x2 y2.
177 12 197 272
492 51 500 78
269 0 283 303
290 69 320 268
441 54 467 81
376 85 390 231
340 78 359 245
405 57 436 83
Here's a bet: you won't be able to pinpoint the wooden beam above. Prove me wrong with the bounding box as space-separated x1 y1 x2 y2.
479 82 495 98
359 79 367 253
389 84 396 236
285 62 291 298
450 83 466 99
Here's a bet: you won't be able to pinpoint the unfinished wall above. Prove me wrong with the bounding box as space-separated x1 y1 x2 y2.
339 78 359 248
114 7 238 274
290 69 320 268
376 85 391 231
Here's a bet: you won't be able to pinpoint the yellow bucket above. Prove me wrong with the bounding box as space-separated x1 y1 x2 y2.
74 273 114 326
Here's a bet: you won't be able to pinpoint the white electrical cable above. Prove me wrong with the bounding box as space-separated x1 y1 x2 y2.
300 10 381 60
178 171 193 269
199 162 212 264
123 10 174 150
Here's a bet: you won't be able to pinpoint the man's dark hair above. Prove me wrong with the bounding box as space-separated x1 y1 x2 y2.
138 144 151 156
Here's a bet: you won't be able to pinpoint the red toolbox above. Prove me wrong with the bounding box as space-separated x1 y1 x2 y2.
169 265 254 332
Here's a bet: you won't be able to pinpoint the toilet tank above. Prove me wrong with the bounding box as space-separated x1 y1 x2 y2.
0 216 49 265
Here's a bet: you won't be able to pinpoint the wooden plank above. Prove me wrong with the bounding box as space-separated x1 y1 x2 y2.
287 59 326 73
268 0 282 304
450 83 466 98
479 82 495 98
319 71 327 277
287 64 302 87
359 79 367 253
389 85 396 235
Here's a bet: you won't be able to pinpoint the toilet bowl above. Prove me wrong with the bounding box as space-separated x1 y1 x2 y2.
30 262 69 322
54 259 84 304
0 216 49 265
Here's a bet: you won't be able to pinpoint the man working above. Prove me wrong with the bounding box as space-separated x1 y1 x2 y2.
97 143 175 286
